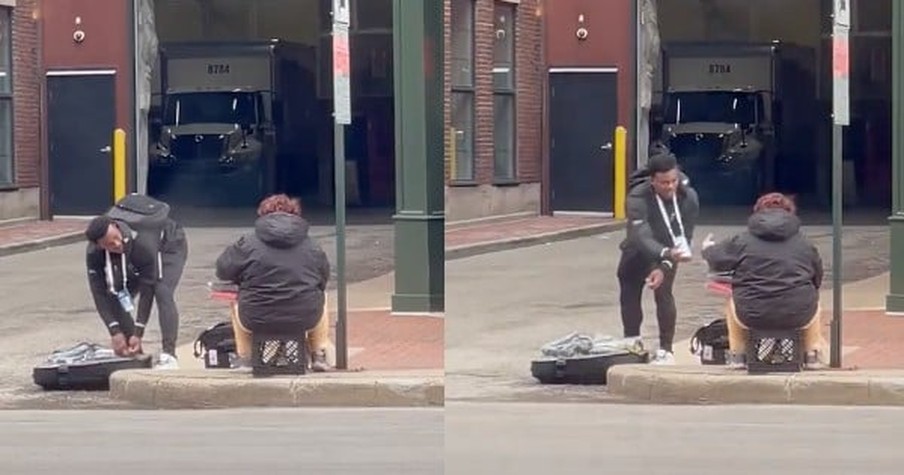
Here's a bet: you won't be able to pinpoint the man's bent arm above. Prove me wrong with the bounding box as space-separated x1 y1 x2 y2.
626 195 668 262
86 249 123 336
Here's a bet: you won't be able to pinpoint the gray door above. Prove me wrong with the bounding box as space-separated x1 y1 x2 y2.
47 72 117 216
549 70 618 213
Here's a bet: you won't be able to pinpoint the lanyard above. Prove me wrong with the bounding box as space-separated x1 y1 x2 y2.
104 251 128 295
655 193 685 242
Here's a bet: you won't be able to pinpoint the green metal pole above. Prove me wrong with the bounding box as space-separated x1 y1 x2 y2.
831 124 843 368
390 0 445 313
887 0 904 314
334 123 348 369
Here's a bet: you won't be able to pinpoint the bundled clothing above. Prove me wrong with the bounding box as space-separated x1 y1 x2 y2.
215 212 330 334
702 209 823 330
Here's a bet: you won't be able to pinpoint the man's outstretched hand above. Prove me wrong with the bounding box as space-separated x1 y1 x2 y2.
646 268 665 290
111 333 128 357
126 336 143 356
702 233 716 251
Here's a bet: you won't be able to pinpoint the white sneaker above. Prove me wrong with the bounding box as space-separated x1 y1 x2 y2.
650 349 675 365
155 353 179 370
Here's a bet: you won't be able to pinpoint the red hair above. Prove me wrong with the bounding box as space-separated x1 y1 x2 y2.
257 194 302 217
753 192 796 215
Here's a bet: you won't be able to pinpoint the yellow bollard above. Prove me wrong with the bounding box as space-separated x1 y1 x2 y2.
448 126 457 179
113 128 127 203
614 126 628 219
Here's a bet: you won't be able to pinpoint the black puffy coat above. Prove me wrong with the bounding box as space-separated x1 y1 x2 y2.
215 212 330 333
702 209 823 330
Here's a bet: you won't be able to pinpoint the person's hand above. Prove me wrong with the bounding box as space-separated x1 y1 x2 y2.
127 336 143 356
702 233 716 251
111 333 128 357
668 248 692 263
646 268 665 290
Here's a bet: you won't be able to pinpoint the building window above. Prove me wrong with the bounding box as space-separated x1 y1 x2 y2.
450 0 475 181
493 1 515 181
0 7 12 186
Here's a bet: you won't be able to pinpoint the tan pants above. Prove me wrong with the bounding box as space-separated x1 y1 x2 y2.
230 295 331 360
726 299 824 354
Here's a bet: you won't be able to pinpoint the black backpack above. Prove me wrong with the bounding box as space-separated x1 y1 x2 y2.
107 194 170 233
689 319 730 354
193 321 237 369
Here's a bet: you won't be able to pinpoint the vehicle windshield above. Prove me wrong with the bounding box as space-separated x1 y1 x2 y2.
163 92 257 127
664 91 760 126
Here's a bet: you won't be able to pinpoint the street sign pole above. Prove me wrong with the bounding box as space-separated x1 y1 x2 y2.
830 0 850 369
332 0 352 370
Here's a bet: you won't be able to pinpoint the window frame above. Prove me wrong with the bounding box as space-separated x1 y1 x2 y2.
449 0 477 184
492 1 516 184
0 6 14 189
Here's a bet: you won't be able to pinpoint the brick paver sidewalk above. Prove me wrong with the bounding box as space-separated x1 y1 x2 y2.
446 215 617 249
840 309 904 369
338 310 442 371
0 219 85 249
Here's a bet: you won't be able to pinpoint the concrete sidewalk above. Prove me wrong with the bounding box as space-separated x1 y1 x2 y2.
446 215 625 260
109 369 443 409
613 272 904 406
0 218 86 257
112 272 444 408
607 365 904 406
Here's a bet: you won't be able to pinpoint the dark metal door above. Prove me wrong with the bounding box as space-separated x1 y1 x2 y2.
549 70 618 213
47 73 117 216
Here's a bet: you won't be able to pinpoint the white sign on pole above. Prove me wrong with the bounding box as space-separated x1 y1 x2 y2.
832 25 850 126
333 0 350 25
833 0 850 28
332 20 352 125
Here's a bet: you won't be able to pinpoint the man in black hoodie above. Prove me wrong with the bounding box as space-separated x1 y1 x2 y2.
702 192 824 369
84 196 187 369
215 194 331 371
618 152 700 364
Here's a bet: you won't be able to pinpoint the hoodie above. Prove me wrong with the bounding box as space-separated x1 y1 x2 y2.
215 212 330 333
702 209 824 330
620 169 700 270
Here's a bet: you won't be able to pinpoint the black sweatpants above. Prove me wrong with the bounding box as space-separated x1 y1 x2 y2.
155 229 188 355
617 250 678 353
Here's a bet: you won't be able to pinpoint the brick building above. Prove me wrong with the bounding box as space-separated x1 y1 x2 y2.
0 0 40 221
445 0 543 223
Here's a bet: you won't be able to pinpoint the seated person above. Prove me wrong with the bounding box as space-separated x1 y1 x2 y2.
701 192 824 369
215 194 331 371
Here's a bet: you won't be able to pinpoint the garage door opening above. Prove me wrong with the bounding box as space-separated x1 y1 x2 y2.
641 0 891 216
135 0 395 222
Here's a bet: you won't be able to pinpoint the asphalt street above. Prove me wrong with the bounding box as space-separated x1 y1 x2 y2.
445 402 904 475
0 408 442 474
0 223 392 408
445 223 889 402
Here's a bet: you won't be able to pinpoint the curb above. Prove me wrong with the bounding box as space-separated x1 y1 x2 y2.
109 369 444 409
445 221 625 261
607 364 904 406
0 232 83 258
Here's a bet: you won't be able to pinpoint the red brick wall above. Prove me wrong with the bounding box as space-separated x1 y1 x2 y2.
42 0 133 141
444 0 542 185
11 0 40 188
543 0 635 161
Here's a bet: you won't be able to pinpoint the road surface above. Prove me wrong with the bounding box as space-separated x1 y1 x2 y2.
0 224 392 408
0 408 441 474
446 402 904 474
446 224 888 402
